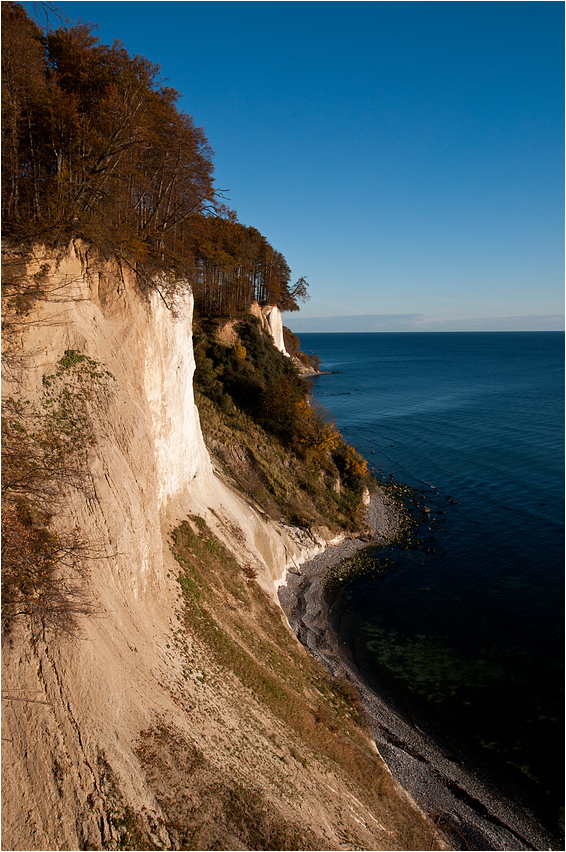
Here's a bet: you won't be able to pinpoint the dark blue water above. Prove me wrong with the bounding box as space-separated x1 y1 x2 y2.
298 331 564 836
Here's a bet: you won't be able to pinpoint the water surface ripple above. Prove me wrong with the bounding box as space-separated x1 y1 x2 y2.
299 331 564 840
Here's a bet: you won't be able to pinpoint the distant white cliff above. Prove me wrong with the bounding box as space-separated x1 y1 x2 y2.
250 302 289 355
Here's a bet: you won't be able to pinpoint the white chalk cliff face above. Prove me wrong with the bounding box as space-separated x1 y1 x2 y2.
261 304 287 354
249 301 289 355
0 243 336 847
2 243 322 597
2 242 443 852
143 286 212 509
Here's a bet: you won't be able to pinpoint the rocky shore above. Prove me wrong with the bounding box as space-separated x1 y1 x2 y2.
278 489 557 852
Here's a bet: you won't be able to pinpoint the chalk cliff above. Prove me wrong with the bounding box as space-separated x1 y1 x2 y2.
1 243 445 851
249 301 288 355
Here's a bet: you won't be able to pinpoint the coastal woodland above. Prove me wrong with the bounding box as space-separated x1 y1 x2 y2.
1 1 308 313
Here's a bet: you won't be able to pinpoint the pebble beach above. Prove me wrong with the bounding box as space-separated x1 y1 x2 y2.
278 489 557 851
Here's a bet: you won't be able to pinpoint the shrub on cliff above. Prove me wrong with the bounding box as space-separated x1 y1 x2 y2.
193 319 371 530
195 316 313 449
283 327 321 372
1 352 113 633
1 501 93 633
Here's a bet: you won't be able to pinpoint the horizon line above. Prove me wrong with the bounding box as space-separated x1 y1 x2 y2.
286 313 565 333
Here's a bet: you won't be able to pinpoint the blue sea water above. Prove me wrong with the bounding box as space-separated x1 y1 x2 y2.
298 331 564 835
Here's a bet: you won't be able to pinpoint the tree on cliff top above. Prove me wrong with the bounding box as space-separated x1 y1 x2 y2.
2 4 214 263
1 3 308 313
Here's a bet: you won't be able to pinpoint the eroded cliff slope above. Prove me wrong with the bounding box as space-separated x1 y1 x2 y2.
1 243 446 851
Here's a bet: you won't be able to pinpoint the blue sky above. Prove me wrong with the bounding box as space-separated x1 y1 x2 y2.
42 1 563 331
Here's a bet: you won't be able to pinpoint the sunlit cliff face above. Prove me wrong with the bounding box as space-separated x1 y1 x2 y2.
144 288 211 510
261 305 287 355
248 302 289 357
142 296 290 510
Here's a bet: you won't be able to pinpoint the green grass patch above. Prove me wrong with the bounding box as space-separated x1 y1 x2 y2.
170 516 381 777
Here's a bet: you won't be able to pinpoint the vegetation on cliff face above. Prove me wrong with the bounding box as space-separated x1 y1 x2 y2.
171 516 371 759
1 2 308 314
283 325 322 371
153 515 445 851
194 315 373 531
1 350 115 633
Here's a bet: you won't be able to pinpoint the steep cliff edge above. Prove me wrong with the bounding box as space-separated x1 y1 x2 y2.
1 243 446 851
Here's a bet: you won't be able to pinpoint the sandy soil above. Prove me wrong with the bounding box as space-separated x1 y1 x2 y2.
278 488 557 852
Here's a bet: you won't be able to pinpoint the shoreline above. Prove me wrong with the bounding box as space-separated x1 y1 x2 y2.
278 489 556 851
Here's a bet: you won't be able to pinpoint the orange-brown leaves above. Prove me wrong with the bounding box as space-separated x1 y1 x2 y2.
1 501 94 633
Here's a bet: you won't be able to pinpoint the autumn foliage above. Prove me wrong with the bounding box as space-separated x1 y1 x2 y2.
0 355 112 633
1 2 308 313
1 502 93 632
194 317 371 526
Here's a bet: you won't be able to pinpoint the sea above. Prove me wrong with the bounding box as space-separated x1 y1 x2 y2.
298 331 564 839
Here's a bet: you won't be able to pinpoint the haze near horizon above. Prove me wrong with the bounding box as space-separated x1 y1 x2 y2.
48 1 564 332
